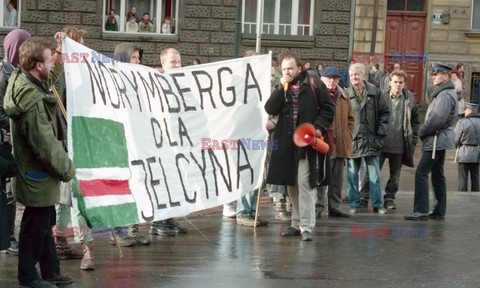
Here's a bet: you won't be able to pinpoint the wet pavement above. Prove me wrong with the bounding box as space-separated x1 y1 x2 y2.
1 149 480 288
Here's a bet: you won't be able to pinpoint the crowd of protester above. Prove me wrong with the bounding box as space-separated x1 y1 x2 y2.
0 24 476 287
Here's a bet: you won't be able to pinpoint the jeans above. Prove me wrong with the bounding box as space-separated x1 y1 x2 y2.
360 153 403 201
348 156 383 209
236 190 258 218
414 150 447 214
458 162 480 191
18 206 60 283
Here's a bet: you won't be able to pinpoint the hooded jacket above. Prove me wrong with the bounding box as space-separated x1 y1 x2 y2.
3 63 75 207
418 80 457 152
0 29 31 129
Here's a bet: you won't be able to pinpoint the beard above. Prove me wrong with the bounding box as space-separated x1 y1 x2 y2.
39 66 50 81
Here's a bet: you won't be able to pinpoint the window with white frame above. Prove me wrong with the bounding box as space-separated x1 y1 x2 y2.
242 0 314 36
473 0 480 30
103 0 178 35
0 0 20 28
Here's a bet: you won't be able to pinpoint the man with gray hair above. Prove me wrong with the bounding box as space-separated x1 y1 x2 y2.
346 63 390 215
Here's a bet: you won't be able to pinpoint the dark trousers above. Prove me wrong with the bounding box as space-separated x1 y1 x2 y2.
458 163 480 191
360 152 403 200
317 158 345 210
379 153 403 200
18 206 60 283
414 150 447 215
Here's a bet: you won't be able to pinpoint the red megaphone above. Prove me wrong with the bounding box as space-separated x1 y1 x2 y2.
293 123 329 154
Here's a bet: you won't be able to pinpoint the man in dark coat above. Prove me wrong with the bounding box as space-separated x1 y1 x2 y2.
265 50 334 241
359 70 420 210
405 64 457 220
346 63 390 215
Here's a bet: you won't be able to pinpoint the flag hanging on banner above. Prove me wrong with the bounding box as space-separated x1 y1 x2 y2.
62 37 271 228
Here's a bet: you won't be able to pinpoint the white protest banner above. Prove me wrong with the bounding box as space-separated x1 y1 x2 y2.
62 37 271 228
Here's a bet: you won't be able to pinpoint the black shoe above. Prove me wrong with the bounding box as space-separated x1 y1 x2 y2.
384 199 397 209
149 221 177 236
428 211 445 220
281 227 301 237
44 274 75 285
19 279 56 288
164 218 188 233
360 199 369 208
328 208 350 218
301 231 313 241
404 212 428 220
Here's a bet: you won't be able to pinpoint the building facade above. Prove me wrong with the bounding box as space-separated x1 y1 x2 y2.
353 0 480 104
1 0 352 72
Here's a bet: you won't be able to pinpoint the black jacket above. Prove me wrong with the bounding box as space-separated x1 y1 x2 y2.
347 81 390 158
265 71 335 188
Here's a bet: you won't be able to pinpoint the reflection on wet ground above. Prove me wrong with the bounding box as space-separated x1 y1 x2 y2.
1 189 479 288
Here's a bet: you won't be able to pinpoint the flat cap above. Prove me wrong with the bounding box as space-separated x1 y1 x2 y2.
320 67 342 78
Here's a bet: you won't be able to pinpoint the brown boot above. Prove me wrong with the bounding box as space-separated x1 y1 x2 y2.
80 242 95 270
55 237 83 260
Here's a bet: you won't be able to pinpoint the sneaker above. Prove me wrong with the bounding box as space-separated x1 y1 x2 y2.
19 279 56 288
149 221 177 236
275 211 291 221
349 207 358 214
164 218 188 234
128 225 150 245
109 235 137 247
373 207 388 214
223 204 237 218
384 199 397 209
2 238 19 255
44 274 75 285
281 227 301 237
301 231 313 241
404 212 428 220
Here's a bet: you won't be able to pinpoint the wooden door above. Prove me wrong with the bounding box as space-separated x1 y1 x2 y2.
385 12 426 103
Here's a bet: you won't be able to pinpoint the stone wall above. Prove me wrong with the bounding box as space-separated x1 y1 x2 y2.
1 0 352 70
353 0 386 55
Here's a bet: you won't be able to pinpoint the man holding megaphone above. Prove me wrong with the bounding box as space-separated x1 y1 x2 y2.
265 50 334 241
